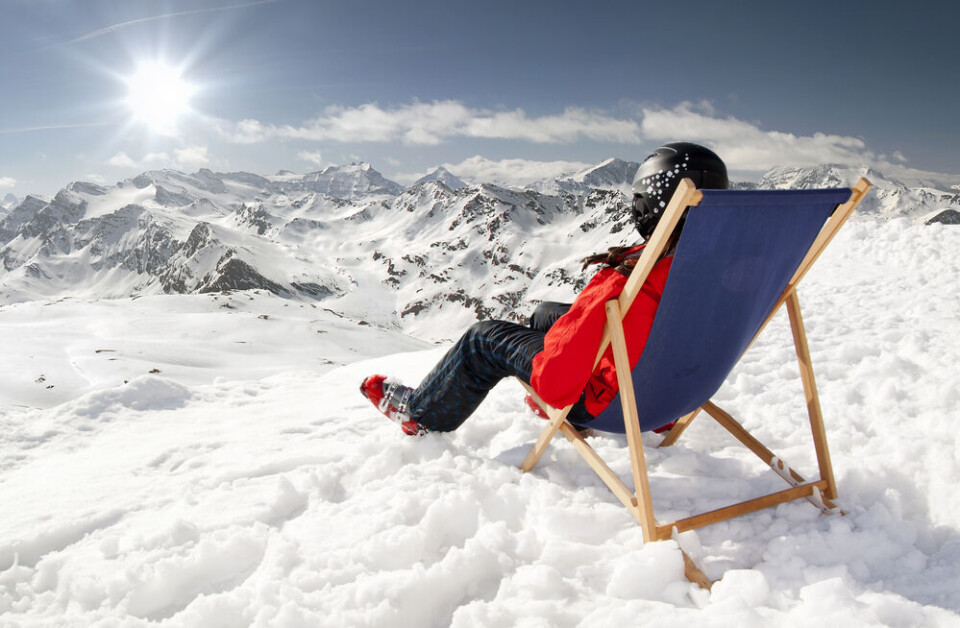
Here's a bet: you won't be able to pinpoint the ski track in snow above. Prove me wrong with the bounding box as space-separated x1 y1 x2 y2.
0 219 959 626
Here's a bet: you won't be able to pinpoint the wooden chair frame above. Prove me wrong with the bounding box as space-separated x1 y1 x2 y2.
520 177 872 587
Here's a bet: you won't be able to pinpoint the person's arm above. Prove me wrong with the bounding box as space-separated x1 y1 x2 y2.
530 257 672 410
530 267 626 409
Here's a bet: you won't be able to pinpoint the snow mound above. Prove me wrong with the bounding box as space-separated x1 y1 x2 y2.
0 219 959 625
65 376 191 417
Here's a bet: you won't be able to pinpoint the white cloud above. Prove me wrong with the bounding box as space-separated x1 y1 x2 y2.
208 98 957 185
437 155 591 188
637 102 960 185
0 177 16 189
143 152 172 164
106 146 210 170
217 101 642 146
82 174 107 184
174 146 209 167
640 101 871 171
223 118 272 144
107 152 137 168
297 150 324 167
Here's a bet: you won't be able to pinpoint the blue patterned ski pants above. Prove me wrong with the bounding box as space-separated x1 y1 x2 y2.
408 302 593 432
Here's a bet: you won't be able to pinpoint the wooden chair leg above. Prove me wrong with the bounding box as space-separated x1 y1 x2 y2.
785 290 838 500
518 381 573 473
701 400 838 512
682 550 713 590
606 300 659 541
657 408 701 448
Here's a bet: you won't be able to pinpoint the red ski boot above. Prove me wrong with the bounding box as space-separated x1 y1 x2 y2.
360 375 429 436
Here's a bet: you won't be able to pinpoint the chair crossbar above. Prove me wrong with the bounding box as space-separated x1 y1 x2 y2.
658 481 832 538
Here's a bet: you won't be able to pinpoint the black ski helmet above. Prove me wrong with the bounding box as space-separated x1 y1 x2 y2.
631 142 729 238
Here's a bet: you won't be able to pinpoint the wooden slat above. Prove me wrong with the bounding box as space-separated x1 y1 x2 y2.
606 299 658 541
556 422 640 517
785 290 838 500
700 399 838 511
682 551 713 590
520 178 703 475
789 177 872 292
700 401 803 481
519 382 573 472
617 179 703 316
749 178 872 349
657 408 701 448
590 178 704 371
658 481 831 535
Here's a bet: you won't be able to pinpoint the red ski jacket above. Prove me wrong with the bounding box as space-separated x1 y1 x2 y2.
530 251 673 417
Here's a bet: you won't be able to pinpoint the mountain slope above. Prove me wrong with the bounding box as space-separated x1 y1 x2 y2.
1 160 954 340
0 165 634 338
760 164 960 222
413 167 468 190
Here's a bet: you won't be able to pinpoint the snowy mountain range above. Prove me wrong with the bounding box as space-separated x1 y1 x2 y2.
1 160 956 338
758 164 960 224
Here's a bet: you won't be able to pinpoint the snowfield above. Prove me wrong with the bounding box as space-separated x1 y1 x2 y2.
1 218 959 626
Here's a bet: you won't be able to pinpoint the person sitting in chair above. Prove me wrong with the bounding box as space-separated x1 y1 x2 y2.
360 142 729 436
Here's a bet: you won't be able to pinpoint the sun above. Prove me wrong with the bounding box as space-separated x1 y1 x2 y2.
125 62 194 133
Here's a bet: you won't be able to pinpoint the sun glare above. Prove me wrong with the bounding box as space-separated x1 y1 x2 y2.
126 62 194 133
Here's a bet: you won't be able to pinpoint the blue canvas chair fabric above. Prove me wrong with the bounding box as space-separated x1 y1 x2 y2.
591 187 852 433
519 177 872 588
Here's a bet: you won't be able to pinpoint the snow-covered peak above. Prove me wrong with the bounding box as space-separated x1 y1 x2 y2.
1 193 19 211
568 157 640 188
759 164 873 190
413 167 468 190
760 164 960 222
301 163 404 198
527 158 639 195
66 181 109 196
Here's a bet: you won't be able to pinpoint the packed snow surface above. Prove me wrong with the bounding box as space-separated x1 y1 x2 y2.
1 218 959 626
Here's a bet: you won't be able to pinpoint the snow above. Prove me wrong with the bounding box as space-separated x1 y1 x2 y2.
1 219 960 626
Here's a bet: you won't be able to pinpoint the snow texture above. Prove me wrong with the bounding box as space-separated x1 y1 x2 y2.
1 214 959 626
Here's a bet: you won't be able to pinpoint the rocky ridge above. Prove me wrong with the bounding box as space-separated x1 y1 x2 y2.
0 160 954 338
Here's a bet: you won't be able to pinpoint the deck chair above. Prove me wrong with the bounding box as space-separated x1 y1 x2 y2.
521 177 872 587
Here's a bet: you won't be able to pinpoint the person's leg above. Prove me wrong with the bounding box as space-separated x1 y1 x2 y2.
362 316 597 434
528 302 571 333
408 320 545 432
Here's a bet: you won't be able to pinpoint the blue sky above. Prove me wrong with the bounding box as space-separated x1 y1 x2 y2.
1 0 957 197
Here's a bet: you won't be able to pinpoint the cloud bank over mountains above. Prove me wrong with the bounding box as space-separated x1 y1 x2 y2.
202 99 958 185
7 99 955 201
214 102 642 146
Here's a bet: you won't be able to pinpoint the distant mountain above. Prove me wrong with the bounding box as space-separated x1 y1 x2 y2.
760 164 960 223
413 167 468 190
566 158 641 192
1 193 18 212
297 163 404 198
1 159 953 339
529 158 640 195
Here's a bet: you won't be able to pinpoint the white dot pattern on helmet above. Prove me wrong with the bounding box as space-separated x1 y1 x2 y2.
637 153 691 212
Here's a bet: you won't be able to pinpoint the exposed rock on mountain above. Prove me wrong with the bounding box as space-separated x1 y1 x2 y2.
926 210 960 225
293 163 404 198
0 159 950 339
